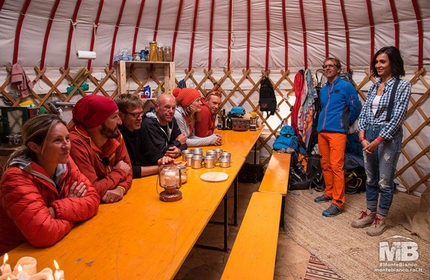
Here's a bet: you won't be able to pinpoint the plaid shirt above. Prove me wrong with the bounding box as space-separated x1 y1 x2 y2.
358 77 411 140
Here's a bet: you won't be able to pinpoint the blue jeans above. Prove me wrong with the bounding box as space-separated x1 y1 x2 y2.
364 125 402 217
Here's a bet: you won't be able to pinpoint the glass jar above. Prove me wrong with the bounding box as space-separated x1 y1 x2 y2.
156 46 164 61
164 46 172 62
178 165 187 185
133 52 141 61
149 41 158 61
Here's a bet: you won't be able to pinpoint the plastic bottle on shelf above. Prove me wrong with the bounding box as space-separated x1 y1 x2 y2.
149 41 158 61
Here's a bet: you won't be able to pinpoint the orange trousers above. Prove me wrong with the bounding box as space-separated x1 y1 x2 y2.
318 132 346 208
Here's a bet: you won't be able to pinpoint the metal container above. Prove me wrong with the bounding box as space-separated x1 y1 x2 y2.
185 154 194 166
191 155 204 169
204 156 215 169
178 165 187 185
213 149 223 161
191 148 203 155
219 151 231 161
219 157 230 168
182 149 191 161
206 150 216 157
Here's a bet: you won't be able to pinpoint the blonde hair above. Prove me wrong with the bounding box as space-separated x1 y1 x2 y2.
6 114 67 167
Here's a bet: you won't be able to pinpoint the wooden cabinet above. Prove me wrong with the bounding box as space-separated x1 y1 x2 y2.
116 61 175 95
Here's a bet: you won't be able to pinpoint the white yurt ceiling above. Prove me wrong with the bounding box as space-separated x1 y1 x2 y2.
0 0 429 194
0 0 428 70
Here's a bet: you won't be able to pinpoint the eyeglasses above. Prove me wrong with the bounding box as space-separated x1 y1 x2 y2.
322 64 337 69
124 111 144 118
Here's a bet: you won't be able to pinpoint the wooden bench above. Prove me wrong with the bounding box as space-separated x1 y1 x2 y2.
258 152 291 226
221 191 283 279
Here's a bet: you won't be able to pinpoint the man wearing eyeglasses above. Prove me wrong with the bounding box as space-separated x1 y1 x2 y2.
115 94 173 178
195 91 222 137
141 93 188 159
313 57 360 217
69 95 132 204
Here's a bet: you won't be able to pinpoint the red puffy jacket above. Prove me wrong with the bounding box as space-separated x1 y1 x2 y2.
0 156 100 255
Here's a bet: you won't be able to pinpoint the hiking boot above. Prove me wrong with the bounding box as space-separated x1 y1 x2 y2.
366 214 387 236
351 210 376 228
314 194 332 203
322 204 341 217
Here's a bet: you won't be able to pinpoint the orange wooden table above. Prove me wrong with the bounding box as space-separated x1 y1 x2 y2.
2 128 262 279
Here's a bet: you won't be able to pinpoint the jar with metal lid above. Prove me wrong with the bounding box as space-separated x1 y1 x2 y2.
133 52 141 61
156 46 164 61
149 41 158 61
164 46 172 62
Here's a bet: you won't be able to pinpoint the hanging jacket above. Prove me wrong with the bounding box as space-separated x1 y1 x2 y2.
291 70 304 138
0 156 100 254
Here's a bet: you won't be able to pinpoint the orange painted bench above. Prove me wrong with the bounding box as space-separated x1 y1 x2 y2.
258 152 291 227
221 191 283 279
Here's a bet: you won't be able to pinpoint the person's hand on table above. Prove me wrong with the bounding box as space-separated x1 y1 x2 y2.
68 181 88 198
158 155 174 165
102 187 125 204
215 134 223 146
165 146 181 158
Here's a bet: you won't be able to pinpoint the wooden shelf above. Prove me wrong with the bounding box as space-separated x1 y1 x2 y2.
116 61 175 95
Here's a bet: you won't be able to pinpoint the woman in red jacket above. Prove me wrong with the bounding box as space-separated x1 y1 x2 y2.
0 114 100 254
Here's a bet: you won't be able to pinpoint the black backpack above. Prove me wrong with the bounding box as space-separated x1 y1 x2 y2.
259 77 277 116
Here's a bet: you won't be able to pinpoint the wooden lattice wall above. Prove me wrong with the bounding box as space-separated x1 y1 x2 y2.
0 65 428 193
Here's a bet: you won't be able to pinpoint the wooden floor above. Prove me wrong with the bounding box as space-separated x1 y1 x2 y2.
174 181 310 280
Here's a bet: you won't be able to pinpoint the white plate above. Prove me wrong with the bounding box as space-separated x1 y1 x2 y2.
200 172 229 182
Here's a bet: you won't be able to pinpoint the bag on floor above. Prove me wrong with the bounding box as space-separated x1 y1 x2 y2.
345 167 366 194
238 163 264 183
307 154 325 191
289 161 313 190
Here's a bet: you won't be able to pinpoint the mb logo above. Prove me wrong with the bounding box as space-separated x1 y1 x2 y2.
379 235 419 261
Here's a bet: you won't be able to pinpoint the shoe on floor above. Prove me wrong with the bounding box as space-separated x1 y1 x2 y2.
314 194 332 203
367 214 387 236
322 204 341 217
351 210 376 228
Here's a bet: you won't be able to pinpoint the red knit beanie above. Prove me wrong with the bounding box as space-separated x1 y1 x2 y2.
72 95 118 128
172 88 201 108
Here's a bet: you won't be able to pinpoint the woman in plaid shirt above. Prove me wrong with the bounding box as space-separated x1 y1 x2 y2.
351 46 411 236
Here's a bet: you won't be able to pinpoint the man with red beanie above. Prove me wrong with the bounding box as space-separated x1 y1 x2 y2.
173 88 222 146
68 95 132 204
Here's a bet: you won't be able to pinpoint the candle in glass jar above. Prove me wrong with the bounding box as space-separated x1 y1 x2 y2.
53 261 64 280
1 253 11 275
164 171 177 187
16 265 28 280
